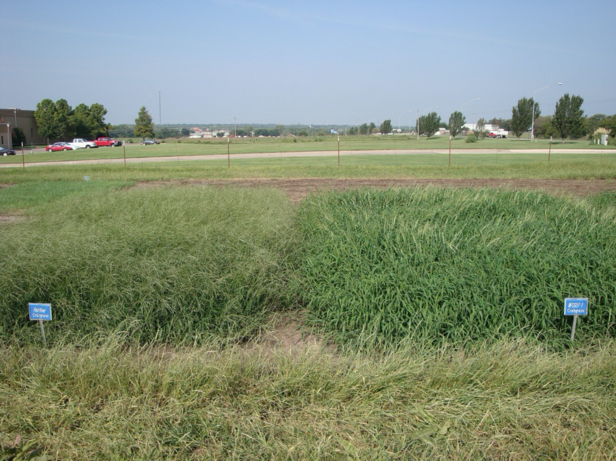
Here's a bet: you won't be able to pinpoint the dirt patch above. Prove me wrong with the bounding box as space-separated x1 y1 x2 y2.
0 214 27 224
247 312 333 355
134 178 616 204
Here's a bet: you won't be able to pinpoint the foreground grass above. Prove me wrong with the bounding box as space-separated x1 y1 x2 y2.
1 338 615 459
1 153 616 182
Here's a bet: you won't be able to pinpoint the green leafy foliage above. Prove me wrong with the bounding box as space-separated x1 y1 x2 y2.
53 98 72 140
11 127 26 146
33 99 58 143
511 97 540 139
600 114 616 137
465 134 478 143
553 94 586 141
418 112 441 138
109 124 134 138
449 111 465 138
296 188 616 348
155 127 179 139
71 103 110 138
34 99 110 141
533 116 557 139
380 119 392 134
134 106 154 139
475 117 488 138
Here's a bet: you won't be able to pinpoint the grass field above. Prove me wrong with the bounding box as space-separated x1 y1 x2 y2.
1 163 615 458
1 153 616 184
1 135 613 165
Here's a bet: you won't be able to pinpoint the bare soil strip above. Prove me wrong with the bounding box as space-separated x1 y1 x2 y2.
135 178 616 203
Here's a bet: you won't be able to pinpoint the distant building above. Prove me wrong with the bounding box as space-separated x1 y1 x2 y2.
0 109 46 148
464 123 499 132
433 127 450 136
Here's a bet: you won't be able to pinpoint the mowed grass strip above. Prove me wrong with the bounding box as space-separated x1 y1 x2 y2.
1 153 616 182
296 188 616 348
0 185 296 345
1 339 615 459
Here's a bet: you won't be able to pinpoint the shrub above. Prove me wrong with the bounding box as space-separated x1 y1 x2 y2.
466 135 478 143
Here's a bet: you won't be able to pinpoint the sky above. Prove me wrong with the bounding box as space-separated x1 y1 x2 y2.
1 0 615 126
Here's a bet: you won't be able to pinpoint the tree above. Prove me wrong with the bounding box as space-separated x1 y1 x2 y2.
533 116 556 138
155 127 178 139
368 122 376 134
417 112 440 138
181 128 190 137
110 124 134 138
584 114 606 139
600 115 616 138
70 103 110 139
134 106 154 139
54 99 72 140
12 127 26 146
475 118 487 138
380 119 392 134
88 103 110 137
449 111 466 138
511 97 540 139
552 94 585 141
359 123 369 135
34 99 59 144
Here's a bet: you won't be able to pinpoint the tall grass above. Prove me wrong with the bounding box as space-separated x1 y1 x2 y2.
296 188 616 348
2 339 615 459
0 185 296 345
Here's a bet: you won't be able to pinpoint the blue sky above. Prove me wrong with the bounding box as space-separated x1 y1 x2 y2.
1 0 615 126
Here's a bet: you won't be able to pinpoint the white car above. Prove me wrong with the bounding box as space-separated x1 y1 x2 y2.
69 138 98 150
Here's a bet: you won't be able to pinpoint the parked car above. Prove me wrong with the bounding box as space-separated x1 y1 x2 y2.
70 138 98 149
488 130 508 139
94 137 122 147
0 147 16 156
46 142 74 152
141 139 160 145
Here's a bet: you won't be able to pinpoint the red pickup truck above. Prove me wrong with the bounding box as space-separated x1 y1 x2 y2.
95 136 122 147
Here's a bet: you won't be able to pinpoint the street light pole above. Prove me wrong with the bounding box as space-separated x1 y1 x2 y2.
2 123 11 149
460 98 480 138
9 108 19 128
531 82 562 141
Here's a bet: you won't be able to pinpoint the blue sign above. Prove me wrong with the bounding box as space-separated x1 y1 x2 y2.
29 303 52 321
564 298 588 316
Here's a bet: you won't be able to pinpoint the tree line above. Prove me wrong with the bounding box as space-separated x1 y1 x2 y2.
34 99 111 143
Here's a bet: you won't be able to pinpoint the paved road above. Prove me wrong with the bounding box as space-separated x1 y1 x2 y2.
1 148 615 168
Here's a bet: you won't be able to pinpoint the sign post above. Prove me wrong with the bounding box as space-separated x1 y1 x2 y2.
29 303 52 345
564 298 588 341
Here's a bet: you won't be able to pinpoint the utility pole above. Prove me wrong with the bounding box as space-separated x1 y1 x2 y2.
416 109 419 141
